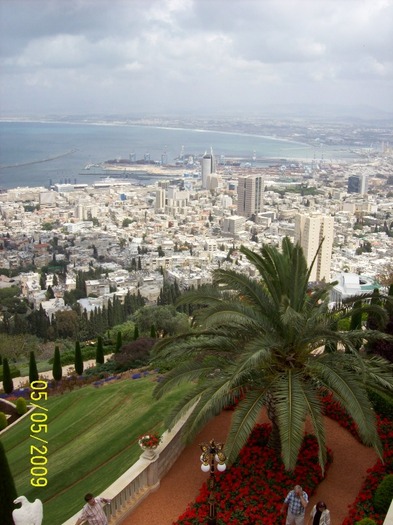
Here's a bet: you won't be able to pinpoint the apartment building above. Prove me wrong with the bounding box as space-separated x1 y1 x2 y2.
294 213 334 282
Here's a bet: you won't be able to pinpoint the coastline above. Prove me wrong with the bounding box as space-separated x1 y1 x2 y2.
0 117 315 147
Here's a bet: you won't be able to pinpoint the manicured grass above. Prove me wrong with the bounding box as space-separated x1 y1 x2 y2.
2 376 190 525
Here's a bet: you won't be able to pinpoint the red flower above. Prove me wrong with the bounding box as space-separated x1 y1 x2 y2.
138 432 161 448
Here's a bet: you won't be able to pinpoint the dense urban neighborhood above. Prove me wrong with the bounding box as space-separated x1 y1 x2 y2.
0 143 392 332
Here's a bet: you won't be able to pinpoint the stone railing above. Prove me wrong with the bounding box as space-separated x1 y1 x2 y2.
62 405 193 525
384 499 393 525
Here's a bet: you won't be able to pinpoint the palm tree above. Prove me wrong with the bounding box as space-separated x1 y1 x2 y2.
153 238 393 473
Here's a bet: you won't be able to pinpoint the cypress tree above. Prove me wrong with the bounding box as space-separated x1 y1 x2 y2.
96 336 104 364
52 346 62 381
29 351 39 384
115 331 122 353
74 341 83 375
2 358 13 394
349 300 363 352
0 440 18 525
39 271 46 290
133 324 139 340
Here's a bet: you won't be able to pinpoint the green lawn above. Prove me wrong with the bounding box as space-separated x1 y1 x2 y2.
2 376 190 525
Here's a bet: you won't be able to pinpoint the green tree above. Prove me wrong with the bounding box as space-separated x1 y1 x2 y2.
39 271 46 290
74 340 84 375
53 310 80 339
29 350 39 384
46 285 55 300
133 325 139 340
52 346 62 381
2 358 13 394
153 238 393 473
349 300 363 352
133 305 189 337
0 441 17 525
96 336 104 364
115 331 123 353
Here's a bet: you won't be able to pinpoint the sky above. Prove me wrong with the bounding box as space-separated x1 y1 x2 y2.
0 0 392 118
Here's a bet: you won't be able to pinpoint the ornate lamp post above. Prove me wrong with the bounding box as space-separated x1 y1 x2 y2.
200 439 227 525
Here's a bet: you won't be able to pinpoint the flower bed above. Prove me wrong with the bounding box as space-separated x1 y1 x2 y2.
174 424 332 525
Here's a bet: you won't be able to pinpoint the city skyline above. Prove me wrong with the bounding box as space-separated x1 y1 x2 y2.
0 0 392 118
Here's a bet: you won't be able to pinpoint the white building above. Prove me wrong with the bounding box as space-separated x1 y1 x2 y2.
295 213 334 282
330 272 380 304
237 173 264 218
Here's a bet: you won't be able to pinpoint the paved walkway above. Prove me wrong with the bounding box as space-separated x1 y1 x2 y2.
121 410 377 525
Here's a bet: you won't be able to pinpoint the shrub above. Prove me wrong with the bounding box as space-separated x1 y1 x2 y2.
83 361 118 379
16 397 27 415
0 411 8 430
355 519 377 525
368 390 393 419
373 474 393 514
112 337 155 370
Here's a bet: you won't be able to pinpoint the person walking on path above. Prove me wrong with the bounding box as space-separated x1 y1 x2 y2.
281 484 309 525
75 493 111 525
308 501 331 525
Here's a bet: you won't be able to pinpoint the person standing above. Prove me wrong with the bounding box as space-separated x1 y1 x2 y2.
308 501 331 525
75 493 111 525
281 484 309 525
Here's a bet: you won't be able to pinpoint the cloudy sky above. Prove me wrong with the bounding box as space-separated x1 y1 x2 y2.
0 0 392 118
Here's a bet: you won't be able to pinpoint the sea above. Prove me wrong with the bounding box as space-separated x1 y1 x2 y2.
0 120 357 190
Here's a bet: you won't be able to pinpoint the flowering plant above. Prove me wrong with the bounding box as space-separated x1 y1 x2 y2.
138 432 162 449
175 425 332 524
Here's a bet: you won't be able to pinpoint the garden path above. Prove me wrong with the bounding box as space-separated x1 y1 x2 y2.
0 355 112 391
121 409 378 525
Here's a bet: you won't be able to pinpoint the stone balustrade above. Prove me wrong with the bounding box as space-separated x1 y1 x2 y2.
384 499 393 525
62 405 192 525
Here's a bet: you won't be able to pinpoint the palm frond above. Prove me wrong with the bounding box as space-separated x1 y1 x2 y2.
180 379 246 442
299 382 327 474
274 371 308 471
351 355 393 391
311 356 383 456
224 389 267 465
153 360 216 399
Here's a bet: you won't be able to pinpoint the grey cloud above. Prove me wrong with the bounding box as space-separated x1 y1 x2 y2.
0 0 392 116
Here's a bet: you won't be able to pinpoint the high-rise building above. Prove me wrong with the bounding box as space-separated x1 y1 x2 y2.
294 213 334 282
155 188 166 212
236 173 264 218
201 149 216 189
347 174 368 194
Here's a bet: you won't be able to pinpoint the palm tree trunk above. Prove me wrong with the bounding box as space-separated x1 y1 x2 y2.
266 391 281 450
